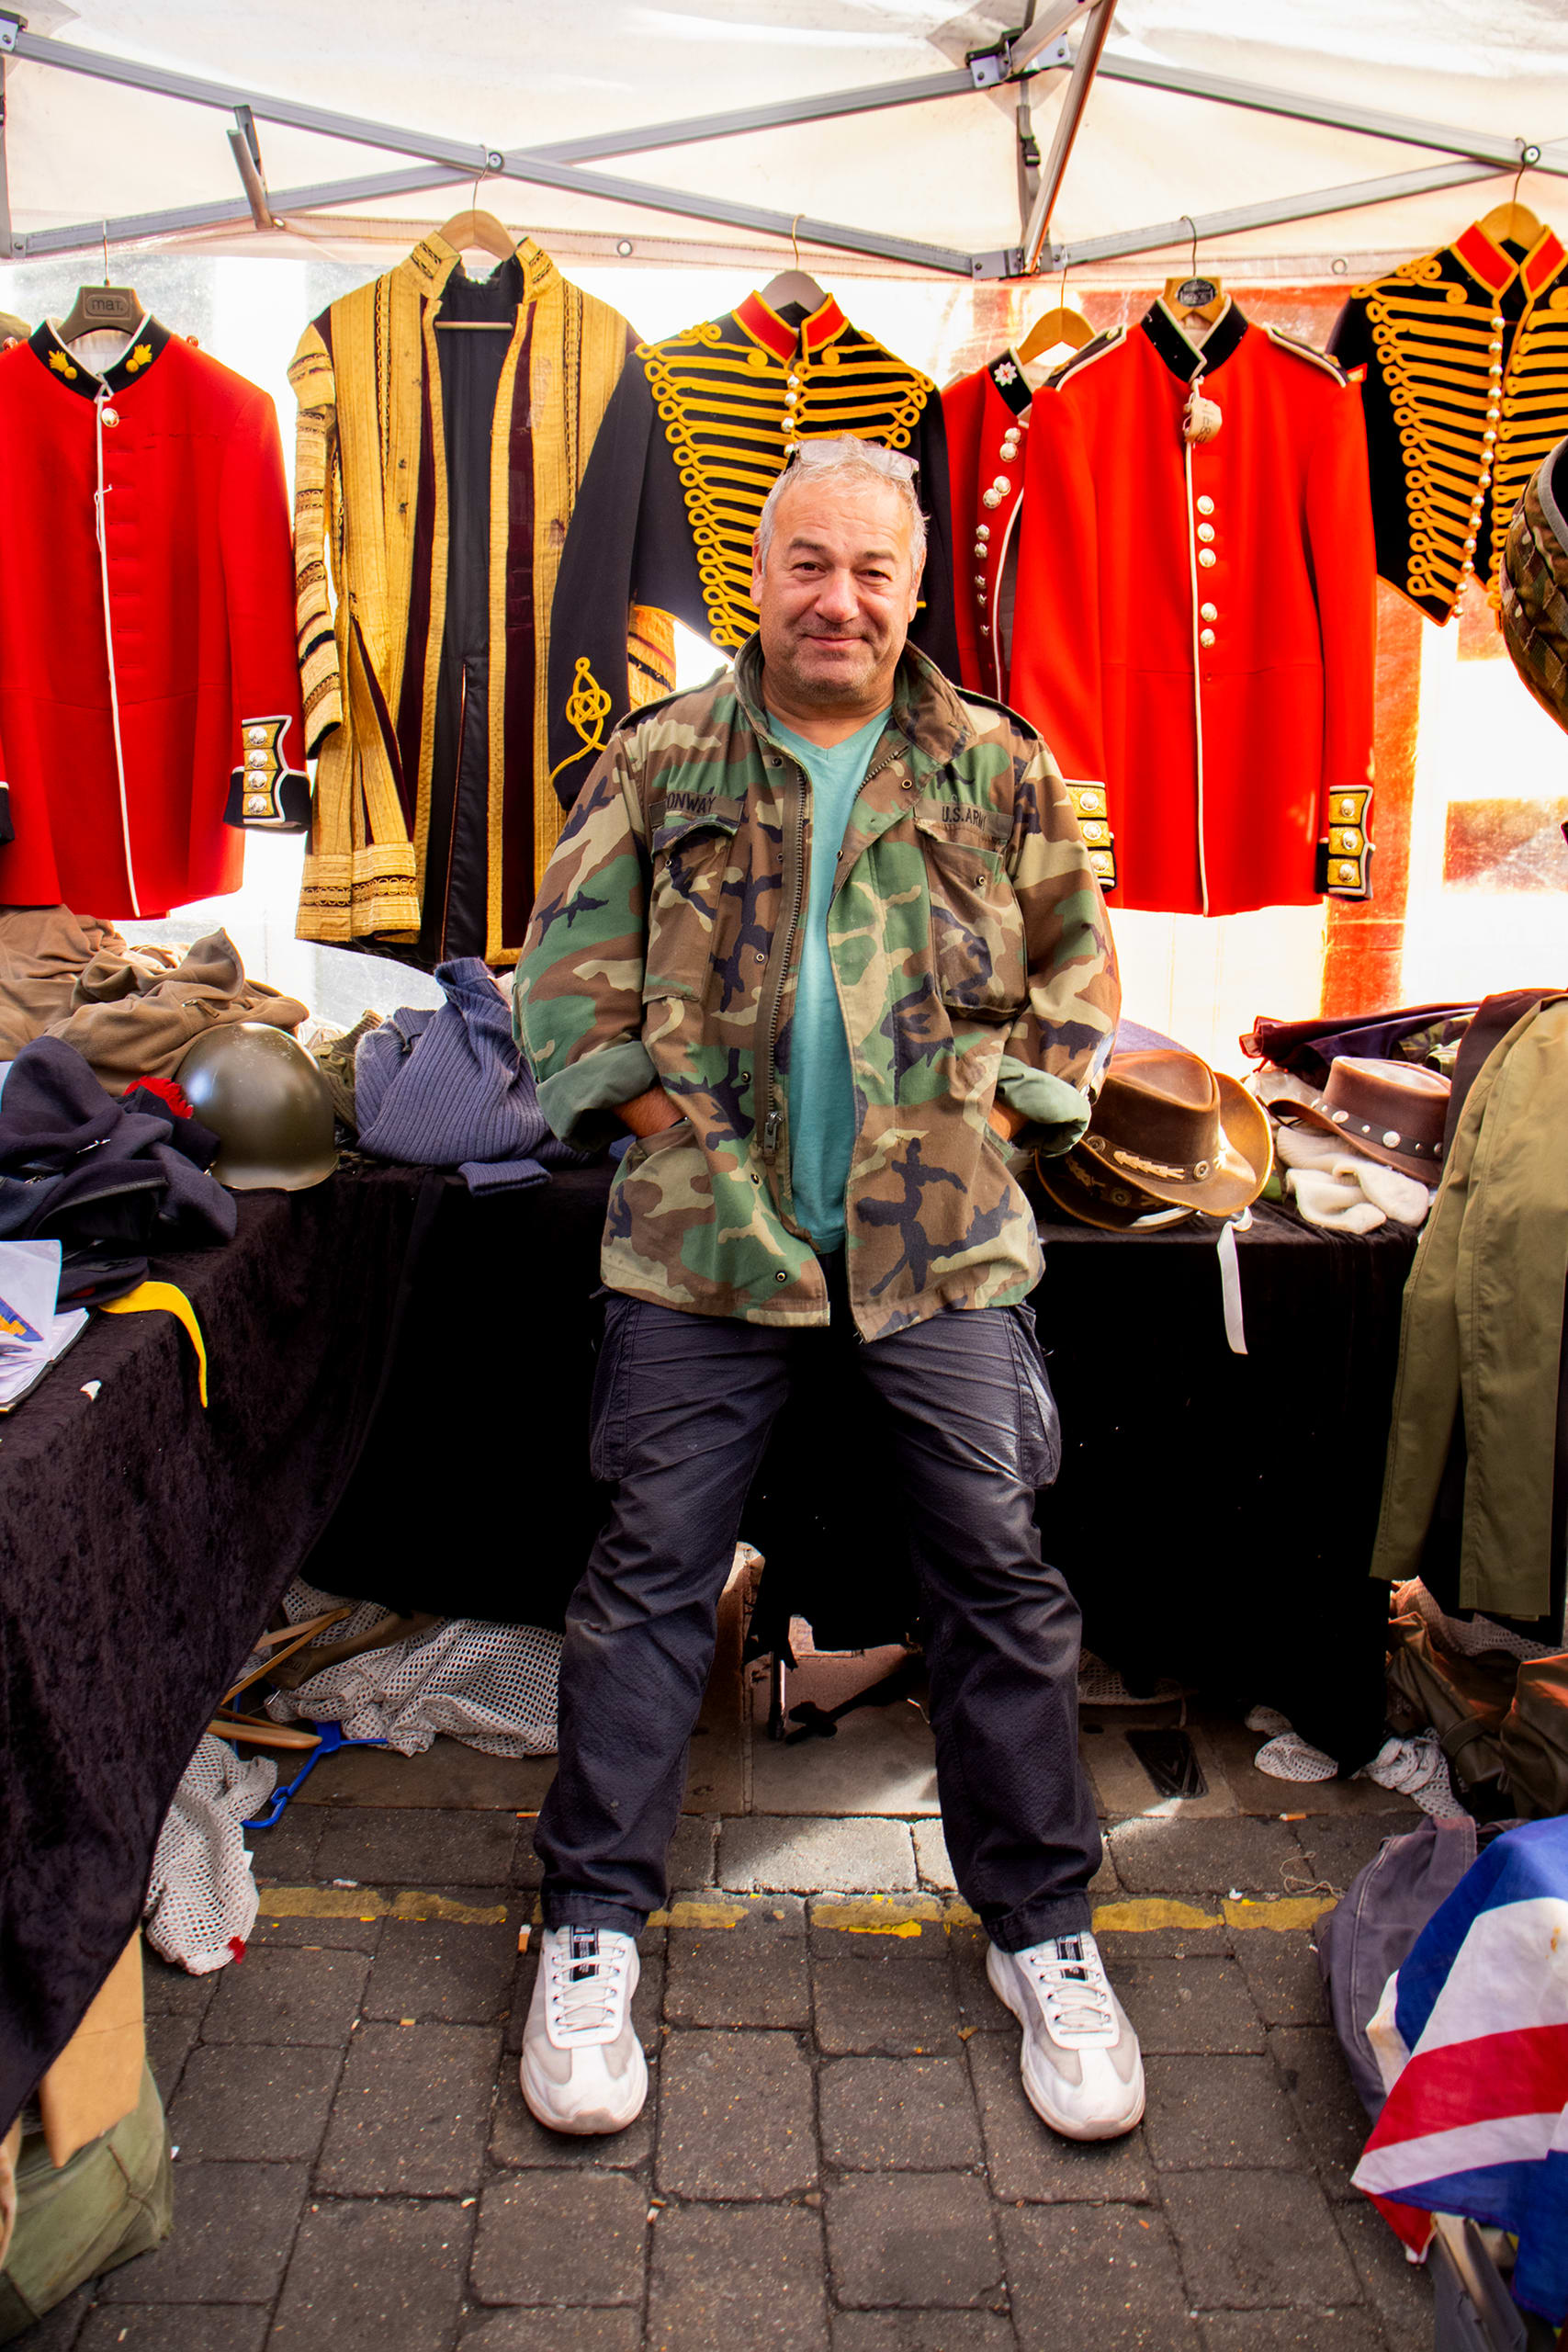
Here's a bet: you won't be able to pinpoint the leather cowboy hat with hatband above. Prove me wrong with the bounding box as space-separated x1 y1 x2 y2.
1034 1048 1273 1232
1288 1056 1450 1182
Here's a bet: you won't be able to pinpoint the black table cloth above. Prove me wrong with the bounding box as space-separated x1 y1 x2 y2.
0 1164 429 2132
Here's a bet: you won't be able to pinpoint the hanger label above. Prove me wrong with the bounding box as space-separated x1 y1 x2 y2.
1175 276 1219 309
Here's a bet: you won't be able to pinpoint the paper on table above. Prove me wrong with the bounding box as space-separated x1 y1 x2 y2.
0 1238 89 1408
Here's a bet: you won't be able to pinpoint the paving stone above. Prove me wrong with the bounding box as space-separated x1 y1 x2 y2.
1164 2169 1361 2307
144 2011 198 2102
489 2052 656 2171
1333 2194 1435 2351
1107 1816 1303 1894
912 1819 957 1892
827 2172 1001 2310
268 2196 472 2350
201 1943 371 2045
246 1806 323 1883
141 1949 219 2019
722 1815 917 1894
667 1812 718 1889
1235 1931 1331 2028
1269 2027 1377 2199
470 2173 648 2306
362 1917 516 2023
310 1805 518 1888
458 2316 642 2351
248 1910 384 1951
97 2161 309 2302
76 2308 270 2350
658 2028 817 2198
1289 1815 1416 1894
1110 1955 1265 2055
832 2317 1017 2351
317 2019 499 2195
950 1927 1011 2033
648 2201 829 2351
166 2044 340 2164
1094 1924 1236 1960
665 1900 810 2029
1141 2055 1309 2171
811 1937 962 2055
967 2028 1154 2202
819 2055 982 2171
1003 2205 1200 2350
1198 2315 1386 2351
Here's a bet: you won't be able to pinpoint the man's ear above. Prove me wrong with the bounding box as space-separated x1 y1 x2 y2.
906 553 925 623
750 530 766 606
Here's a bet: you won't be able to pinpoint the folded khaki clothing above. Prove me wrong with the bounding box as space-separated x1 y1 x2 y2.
46 929 308 1093
0 907 126 1059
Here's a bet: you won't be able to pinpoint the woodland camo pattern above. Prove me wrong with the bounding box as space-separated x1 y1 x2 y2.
513 638 1119 1340
1501 445 1568 735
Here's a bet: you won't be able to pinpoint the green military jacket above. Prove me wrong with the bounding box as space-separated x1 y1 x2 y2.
513 636 1120 1340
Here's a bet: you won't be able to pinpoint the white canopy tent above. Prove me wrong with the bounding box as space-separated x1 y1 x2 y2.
2 0 1566 283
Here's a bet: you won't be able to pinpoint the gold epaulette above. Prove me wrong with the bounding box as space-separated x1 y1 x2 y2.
1048 326 1127 388
1262 327 1349 383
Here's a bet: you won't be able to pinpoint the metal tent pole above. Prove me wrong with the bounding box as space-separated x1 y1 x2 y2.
1021 0 1119 272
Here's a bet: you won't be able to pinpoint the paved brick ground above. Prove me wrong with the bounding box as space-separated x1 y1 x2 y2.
28 1758 1435 2352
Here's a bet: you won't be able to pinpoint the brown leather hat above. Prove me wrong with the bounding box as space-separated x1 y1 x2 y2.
1035 1047 1272 1229
1291 1056 1449 1181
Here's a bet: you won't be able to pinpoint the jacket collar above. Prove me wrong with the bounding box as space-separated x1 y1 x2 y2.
1454 218 1568 298
30 313 172 400
1140 295 1248 383
735 288 850 362
732 632 971 774
401 229 559 308
987 350 1033 418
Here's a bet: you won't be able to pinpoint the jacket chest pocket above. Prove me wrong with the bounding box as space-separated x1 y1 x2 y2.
645 806 744 1004
916 819 1026 1020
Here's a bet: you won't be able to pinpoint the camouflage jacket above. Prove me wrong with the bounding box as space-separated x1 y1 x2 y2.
513 636 1119 1340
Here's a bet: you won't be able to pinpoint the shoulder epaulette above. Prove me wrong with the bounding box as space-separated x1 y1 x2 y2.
1263 326 1349 383
1047 325 1128 387
953 685 1043 744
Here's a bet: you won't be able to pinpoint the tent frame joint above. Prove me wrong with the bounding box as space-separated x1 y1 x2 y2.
0 13 22 55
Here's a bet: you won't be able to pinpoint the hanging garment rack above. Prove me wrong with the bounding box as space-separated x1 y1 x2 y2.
0 3 1560 282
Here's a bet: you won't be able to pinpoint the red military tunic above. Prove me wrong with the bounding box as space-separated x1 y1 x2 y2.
942 351 1112 887
0 317 308 920
1011 300 1378 917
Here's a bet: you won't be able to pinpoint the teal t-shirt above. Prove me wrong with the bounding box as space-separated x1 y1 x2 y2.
766 707 890 1250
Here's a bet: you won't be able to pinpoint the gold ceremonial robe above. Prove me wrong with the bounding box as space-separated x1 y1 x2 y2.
289 231 672 964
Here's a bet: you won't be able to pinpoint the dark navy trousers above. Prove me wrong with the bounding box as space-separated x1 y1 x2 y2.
536 1265 1102 1951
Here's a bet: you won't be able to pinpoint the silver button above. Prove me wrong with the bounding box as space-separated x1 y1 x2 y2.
1198 548 1216 569
1196 494 1214 515
1199 628 1215 648
976 524 990 540
973 544 987 560
1382 1130 1402 1148
992 474 1010 494
100 405 119 427
1200 602 1217 622
1196 522 1215 544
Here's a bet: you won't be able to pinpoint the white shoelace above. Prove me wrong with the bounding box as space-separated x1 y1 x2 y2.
546 1928 630 2041
1019 1936 1119 2045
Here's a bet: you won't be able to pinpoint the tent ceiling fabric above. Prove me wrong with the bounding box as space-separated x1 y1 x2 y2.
6 0 1568 270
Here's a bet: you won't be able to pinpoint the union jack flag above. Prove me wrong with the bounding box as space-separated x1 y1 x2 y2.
1352 1815 1568 2323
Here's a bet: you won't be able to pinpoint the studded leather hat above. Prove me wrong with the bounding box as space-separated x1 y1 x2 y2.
1290 1055 1450 1182
1034 1048 1272 1230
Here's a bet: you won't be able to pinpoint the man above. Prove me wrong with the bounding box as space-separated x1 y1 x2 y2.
513 435 1140 2144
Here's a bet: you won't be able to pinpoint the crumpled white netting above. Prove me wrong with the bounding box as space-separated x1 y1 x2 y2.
143 1733 276 1974
1393 1577 1561 1660
261 1577 561 1758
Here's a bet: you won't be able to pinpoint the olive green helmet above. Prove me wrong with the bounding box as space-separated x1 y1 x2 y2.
175 1023 337 1191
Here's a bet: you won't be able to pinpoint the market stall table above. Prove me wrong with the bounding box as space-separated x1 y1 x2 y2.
0 1162 432 2132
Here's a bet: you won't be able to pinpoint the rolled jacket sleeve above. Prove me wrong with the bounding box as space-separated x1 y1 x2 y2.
993 730 1121 1155
513 733 655 1148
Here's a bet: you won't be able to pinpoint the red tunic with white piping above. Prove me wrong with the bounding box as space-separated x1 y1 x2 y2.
0 317 308 920
943 354 1113 890
1010 300 1378 918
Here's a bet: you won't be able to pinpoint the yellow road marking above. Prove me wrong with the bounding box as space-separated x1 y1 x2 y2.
255 1886 508 1927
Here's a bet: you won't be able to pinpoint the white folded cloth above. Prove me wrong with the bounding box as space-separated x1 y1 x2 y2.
1273 1124 1434 1231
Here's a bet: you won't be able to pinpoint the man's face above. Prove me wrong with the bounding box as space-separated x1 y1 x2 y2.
750 472 922 708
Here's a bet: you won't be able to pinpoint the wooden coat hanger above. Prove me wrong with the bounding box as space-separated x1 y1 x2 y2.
1163 215 1226 326
1019 257 1094 364
432 187 521 331
56 222 142 346
1477 156 1545 248
759 215 828 316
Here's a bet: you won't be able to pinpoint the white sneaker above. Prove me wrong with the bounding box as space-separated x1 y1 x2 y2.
520 1924 648 2135
987 1929 1145 2141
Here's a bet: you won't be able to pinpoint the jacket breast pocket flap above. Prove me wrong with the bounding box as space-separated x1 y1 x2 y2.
914 813 1026 1021
647 801 745 1002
